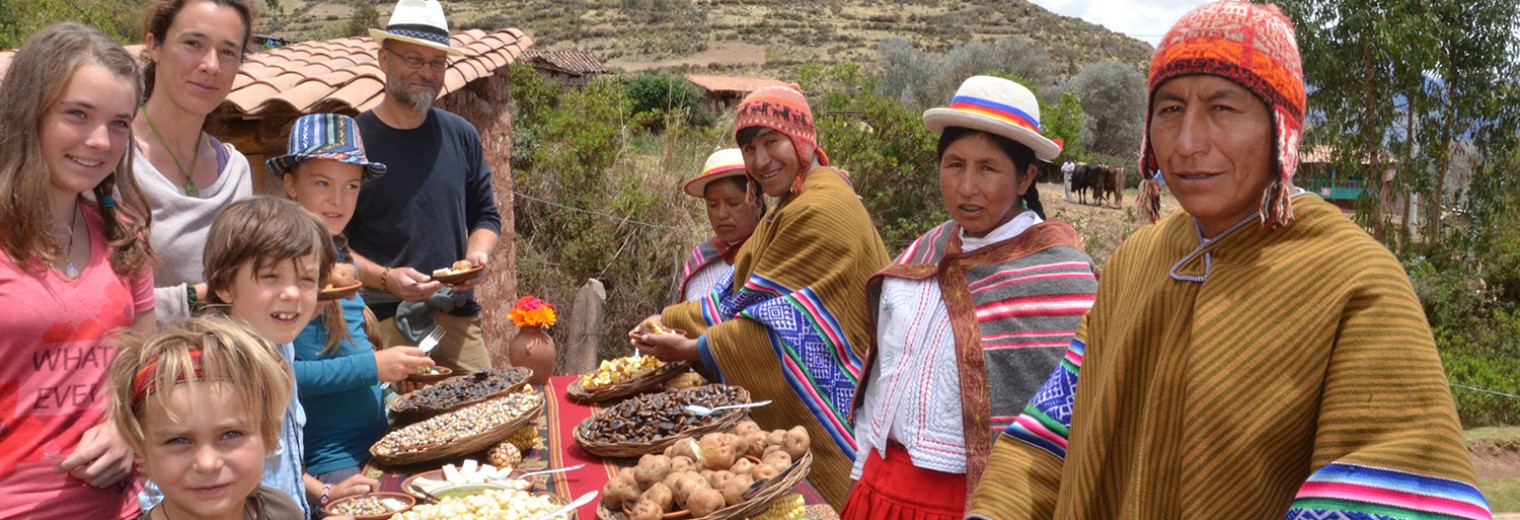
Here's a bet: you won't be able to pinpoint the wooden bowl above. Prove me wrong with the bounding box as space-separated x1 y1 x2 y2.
318 282 362 301
323 491 415 520
406 366 453 384
431 264 484 285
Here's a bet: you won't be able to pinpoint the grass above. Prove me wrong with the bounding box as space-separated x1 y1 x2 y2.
1467 427 1520 512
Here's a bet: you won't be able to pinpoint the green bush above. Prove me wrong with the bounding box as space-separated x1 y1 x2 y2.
624 72 715 130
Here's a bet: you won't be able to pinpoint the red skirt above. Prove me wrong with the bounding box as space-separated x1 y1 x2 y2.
840 443 968 520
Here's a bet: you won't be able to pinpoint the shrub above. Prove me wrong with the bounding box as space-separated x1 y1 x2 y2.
624 72 715 130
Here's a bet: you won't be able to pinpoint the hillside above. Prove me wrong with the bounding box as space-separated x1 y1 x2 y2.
260 0 1153 76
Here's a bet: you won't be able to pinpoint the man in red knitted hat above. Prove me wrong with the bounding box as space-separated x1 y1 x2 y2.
967 2 1490 518
631 84 890 507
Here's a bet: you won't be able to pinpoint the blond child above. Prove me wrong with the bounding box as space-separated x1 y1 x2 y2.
267 113 431 486
108 317 305 519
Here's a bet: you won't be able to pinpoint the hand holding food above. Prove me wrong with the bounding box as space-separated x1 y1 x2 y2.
431 259 476 279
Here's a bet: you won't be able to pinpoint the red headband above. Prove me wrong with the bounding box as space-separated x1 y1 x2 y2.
130 350 206 409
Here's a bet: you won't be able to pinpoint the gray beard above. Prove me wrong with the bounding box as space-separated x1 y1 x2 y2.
389 81 437 115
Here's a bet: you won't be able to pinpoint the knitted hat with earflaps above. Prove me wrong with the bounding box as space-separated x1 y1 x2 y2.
734 84 829 195
1140 0 1306 228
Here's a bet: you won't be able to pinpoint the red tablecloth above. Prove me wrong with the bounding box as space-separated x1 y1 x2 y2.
377 375 832 519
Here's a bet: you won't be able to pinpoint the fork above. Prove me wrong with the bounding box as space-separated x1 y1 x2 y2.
381 327 448 390
417 327 446 356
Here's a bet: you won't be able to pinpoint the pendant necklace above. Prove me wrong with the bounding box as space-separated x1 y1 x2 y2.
62 200 79 278
143 111 204 198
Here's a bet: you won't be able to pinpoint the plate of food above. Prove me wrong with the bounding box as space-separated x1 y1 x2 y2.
319 263 363 300
389 367 533 423
573 385 750 458
407 365 453 384
371 390 545 466
431 260 484 285
567 356 692 404
400 459 530 501
324 491 415 520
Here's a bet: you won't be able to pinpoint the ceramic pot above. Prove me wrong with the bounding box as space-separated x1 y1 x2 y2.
508 325 554 386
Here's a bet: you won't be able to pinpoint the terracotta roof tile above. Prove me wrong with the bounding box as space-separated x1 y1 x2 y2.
0 30 532 117
686 75 788 95
521 50 607 76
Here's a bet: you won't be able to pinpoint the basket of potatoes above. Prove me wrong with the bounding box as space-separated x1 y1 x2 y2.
595 420 812 520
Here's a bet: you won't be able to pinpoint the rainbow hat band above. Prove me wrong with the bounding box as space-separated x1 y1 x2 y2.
922 76 1062 161
682 148 748 198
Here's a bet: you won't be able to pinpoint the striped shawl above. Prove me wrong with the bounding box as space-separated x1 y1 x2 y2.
662 167 890 508
672 238 724 303
854 219 1096 495
969 194 1489 519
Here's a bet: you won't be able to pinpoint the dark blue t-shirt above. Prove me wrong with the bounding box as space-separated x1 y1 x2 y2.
349 108 502 319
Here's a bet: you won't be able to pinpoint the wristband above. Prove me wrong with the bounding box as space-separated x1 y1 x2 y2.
380 267 392 294
320 483 331 505
186 284 202 312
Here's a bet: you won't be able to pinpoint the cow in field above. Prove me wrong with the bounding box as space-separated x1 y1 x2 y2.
1071 163 1125 208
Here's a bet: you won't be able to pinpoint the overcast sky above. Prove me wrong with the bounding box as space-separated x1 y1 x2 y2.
1025 0 1215 47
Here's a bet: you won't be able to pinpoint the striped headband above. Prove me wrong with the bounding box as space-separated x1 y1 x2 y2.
130 350 206 409
948 95 1042 134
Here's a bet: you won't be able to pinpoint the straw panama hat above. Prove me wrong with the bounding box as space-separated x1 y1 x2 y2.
682 148 748 198
369 0 464 56
922 75 1063 162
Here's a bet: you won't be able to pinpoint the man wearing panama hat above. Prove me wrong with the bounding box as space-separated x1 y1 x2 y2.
840 75 1098 519
346 0 501 374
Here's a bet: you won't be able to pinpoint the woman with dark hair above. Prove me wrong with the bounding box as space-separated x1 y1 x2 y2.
0 22 155 519
841 76 1097 519
674 148 765 303
133 0 258 325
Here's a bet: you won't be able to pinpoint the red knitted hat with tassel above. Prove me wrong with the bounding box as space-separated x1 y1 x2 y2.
1140 0 1307 228
734 84 829 194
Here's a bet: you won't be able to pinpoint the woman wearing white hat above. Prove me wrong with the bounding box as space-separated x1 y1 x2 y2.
842 76 1098 519
673 148 765 303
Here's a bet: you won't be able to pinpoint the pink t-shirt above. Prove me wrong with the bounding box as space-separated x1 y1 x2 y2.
0 205 152 519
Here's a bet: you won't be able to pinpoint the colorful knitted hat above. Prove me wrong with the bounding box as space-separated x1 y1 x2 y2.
266 113 387 180
682 148 748 198
734 84 828 193
1141 0 1306 228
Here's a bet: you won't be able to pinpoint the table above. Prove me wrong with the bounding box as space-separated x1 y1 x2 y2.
374 375 836 519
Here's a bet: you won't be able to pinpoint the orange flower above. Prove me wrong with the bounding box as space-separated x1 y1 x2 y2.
509 295 557 328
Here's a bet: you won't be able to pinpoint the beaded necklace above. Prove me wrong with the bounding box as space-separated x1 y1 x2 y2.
143 111 204 198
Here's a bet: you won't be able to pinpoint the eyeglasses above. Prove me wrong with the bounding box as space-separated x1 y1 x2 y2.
385 48 449 72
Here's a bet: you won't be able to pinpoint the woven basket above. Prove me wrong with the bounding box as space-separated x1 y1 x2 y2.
372 394 545 467
389 367 532 423
566 361 693 404
594 451 813 520
573 387 751 459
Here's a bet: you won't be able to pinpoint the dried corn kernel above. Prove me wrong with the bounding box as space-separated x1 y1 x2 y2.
504 426 539 452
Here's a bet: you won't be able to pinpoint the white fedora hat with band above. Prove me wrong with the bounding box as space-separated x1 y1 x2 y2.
682 148 748 198
369 0 464 56
922 75 1062 162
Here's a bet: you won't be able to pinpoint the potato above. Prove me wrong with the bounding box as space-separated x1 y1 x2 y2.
630 498 663 520
686 488 726 518
751 463 779 480
762 444 783 457
741 432 768 458
765 429 786 448
670 456 695 474
728 458 756 476
642 482 674 511
634 454 672 488
671 472 710 507
733 420 762 437
663 472 684 493
782 426 810 459
707 470 734 490
603 477 635 509
704 445 736 470
720 474 754 505
762 450 792 471
671 438 699 460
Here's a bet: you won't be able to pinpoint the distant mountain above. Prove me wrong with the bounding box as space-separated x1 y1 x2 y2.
262 0 1153 77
